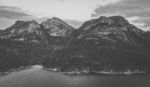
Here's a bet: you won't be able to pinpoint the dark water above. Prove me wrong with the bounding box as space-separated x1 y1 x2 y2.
0 66 150 87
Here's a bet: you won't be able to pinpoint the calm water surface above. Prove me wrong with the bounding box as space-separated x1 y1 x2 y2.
0 66 150 87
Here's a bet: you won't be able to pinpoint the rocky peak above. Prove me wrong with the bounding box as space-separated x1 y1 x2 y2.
78 16 143 42
95 16 130 27
0 20 43 41
12 20 40 29
4 20 40 34
41 17 74 37
7 20 40 34
41 17 71 29
109 16 130 26
79 16 139 31
97 16 112 24
50 17 64 23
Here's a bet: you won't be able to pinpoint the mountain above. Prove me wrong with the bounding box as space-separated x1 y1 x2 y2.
0 20 45 44
41 17 74 37
43 16 150 73
0 16 150 74
0 17 75 45
75 16 150 50
0 17 75 72
78 16 144 42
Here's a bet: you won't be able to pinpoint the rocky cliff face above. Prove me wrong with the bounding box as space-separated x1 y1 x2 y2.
0 20 44 43
78 16 144 43
41 17 74 37
0 17 75 44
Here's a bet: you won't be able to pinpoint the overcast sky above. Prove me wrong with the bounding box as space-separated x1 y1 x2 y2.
0 0 150 31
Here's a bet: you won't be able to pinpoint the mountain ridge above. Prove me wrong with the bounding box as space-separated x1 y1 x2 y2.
0 17 75 44
0 16 150 73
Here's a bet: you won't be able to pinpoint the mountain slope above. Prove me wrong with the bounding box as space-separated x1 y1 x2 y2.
43 16 150 73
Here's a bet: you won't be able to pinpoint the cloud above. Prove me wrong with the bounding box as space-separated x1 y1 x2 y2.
0 6 31 19
0 6 33 29
92 0 150 31
92 0 150 17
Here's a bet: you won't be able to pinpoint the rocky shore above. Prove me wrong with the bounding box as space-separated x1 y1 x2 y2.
44 68 147 76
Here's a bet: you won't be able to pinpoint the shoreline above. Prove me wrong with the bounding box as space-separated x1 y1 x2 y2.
0 66 148 76
43 68 147 76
